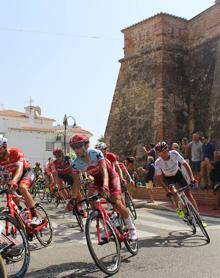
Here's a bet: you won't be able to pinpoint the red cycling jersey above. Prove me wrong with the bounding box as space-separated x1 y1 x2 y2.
45 162 56 176
53 159 73 176
0 148 30 176
106 152 117 165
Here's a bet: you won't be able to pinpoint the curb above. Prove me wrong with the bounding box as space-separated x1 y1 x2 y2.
133 200 220 218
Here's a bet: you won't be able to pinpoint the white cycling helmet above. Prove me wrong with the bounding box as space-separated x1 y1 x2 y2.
95 142 107 150
0 135 7 148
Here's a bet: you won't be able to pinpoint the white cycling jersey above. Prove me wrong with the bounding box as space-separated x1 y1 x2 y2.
155 150 185 177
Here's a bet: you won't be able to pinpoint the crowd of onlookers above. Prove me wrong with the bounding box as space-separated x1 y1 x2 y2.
126 132 220 209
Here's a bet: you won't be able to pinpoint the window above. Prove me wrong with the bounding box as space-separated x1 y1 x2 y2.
46 142 54 151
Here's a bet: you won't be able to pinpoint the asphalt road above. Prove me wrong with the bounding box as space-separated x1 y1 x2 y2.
23 199 220 278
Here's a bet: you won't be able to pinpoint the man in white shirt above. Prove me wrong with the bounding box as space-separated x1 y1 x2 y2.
154 141 198 212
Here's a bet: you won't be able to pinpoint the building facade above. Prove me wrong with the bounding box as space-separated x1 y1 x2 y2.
105 1 220 160
0 106 92 166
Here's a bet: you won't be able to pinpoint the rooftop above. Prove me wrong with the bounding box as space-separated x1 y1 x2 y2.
0 109 55 121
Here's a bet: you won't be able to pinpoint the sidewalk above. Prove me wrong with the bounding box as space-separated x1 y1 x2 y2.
133 199 220 218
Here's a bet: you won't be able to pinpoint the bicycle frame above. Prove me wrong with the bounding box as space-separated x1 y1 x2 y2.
92 196 128 244
4 190 48 237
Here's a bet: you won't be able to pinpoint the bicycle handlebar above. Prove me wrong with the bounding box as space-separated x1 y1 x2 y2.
0 187 23 198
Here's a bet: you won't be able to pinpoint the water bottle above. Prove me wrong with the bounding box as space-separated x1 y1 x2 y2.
111 212 120 227
19 209 29 222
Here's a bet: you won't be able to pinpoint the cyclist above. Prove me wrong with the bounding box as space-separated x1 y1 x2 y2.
154 141 199 218
70 134 138 241
33 162 43 179
95 142 127 185
51 148 86 215
0 135 41 225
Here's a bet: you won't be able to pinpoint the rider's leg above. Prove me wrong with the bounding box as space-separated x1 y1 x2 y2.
186 190 199 211
110 193 138 241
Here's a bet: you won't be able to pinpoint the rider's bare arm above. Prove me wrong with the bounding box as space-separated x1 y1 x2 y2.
11 161 23 185
99 160 109 192
156 175 169 193
114 161 125 182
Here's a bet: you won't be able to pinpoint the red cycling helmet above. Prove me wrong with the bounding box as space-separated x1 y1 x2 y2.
69 134 89 148
155 141 168 153
53 148 64 156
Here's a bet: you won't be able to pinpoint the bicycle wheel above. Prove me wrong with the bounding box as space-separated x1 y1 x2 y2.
85 211 121 275
73 206 84 232
38 183 45 200
35 204 53 247
124 191 137 220
117 215 139 255
0 213 30 278
188 203 210 243
0 254 7 278
46 191 53 203
184 206 196 234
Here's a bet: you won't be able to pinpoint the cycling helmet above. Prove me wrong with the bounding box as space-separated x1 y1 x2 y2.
69 134 89 148
0 135 7 148
95 142 107 150
155 141 168 153
53 148 64 156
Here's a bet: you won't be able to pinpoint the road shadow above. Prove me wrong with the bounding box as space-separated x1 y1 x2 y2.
25 254 132 278
139 229 209 249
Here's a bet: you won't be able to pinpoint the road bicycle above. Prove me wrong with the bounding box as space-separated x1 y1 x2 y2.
31 175 47 201
0 187 53 247
85 194 138 275
170 185 210 243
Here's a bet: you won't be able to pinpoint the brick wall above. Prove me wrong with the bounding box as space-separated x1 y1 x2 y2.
105 2 220 158
133 186 218 206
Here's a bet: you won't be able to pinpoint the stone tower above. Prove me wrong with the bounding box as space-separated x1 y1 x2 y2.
105 3 220 160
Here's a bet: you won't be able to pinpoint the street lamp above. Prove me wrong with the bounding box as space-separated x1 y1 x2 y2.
63 114 77 155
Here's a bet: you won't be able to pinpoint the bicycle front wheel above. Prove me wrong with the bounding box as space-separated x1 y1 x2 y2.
85 211 121 275
124 191 137 220
188 203 210 243
35 204 53 247
0 213 30 278
0 254 7 278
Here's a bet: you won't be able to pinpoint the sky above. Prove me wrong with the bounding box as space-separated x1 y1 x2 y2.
0 0 214 146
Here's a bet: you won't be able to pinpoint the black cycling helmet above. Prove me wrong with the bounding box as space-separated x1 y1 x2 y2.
155 141 168 153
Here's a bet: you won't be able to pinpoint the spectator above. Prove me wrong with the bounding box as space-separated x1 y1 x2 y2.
143 143 156 161
200 135 215 190
171 142 180 152
180 137 190 163
188 133 203 184
125 157 139 186
138 156 155 203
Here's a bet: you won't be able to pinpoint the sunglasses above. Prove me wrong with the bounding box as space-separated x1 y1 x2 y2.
71 143 84 150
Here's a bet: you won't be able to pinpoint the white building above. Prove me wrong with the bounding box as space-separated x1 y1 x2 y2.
0 105 92 167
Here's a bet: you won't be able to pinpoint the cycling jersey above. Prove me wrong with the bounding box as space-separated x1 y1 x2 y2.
0 148 33 187
0 148 30 176
45 162 55 176
53 157 73 176
155 150 185 177
106 152 117 169
73 149 121 196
